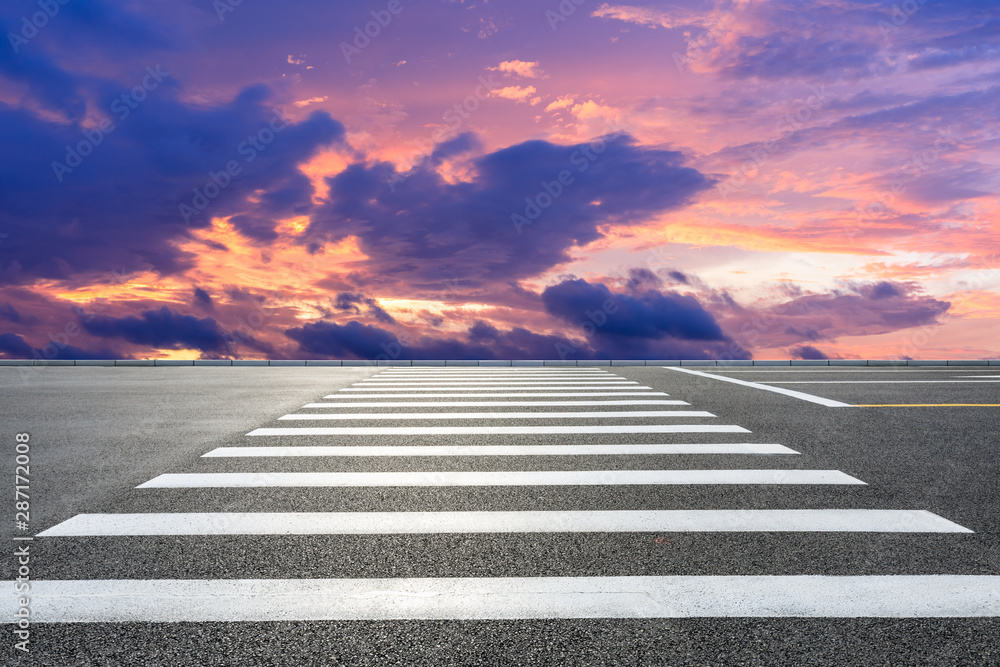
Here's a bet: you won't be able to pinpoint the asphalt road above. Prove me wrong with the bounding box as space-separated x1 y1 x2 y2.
2 365 999 666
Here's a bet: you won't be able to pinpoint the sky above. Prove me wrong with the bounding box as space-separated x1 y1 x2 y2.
0 0 997 361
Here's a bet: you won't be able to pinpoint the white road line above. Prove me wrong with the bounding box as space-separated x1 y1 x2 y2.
374 372 614 376
662 367 853 408
16 574 999 620
11 575 997 621
203 443 799 457
324 392 667 398
338 386 655 392
762 380 1000 384
371 375 616 378
302 400 688 408
376 369 612 372
278 410 715 421
136 470 861 488
247 425 750 436
41 509 967 538
690 369 981 373
353 381 638 385
365 375 624 378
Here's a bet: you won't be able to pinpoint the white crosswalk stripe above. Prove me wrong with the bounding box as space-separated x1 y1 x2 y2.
337 385 654 391
301 400 689 408
26 366 983 623
247 425 752 435
277 410 715 420
324 391 668 398
135 469 864 488
355 379 637 384
202 443 797 456
38 509 966 536
18 576 1000 622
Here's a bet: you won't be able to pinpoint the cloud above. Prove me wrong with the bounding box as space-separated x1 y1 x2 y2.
0 333 119 361
285 319 586 361
721 281 951 349
713 32 880 80
309 133 713 293
0 31 86 120
0 76 344 285
545 96 576 112
542 277 728 343
489 60 544 78
193 288 214 310
624 267 664 292
81 307 229 353
0 303 23 323
491 85 540 104
284 273 752 361
789 344 829 360
591 4 682 29
294 96 328 107
334 292 395 324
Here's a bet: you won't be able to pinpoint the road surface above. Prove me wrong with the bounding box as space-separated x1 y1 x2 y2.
3 365 999 665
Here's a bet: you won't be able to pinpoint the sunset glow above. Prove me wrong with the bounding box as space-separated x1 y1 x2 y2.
1 0 997 361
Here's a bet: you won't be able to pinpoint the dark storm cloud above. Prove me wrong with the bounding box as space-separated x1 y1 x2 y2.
193 287 214 310
285 319 577 361
81 307 228 352
334 292 395 324
0 63 344 286
0 303 23 323
789 344 829 360
308 133 712 290
0 332 119 360
542 278 725 342
286 276 750 361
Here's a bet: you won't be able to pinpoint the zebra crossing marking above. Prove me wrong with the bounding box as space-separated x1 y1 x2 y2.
9 576 997 621
38 509 965 537
277 410 716 421
202 443 799 457
301 400 689 408
247 424 751 436
323 392 669 398
135 469 864 488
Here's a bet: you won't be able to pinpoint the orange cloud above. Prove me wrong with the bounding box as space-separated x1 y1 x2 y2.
489 60 544 79
491 85 540 105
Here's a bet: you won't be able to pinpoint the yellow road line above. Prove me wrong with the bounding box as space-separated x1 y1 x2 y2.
854 404 1000 407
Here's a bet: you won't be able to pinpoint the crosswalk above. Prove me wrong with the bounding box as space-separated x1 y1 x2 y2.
18 366 1000 622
